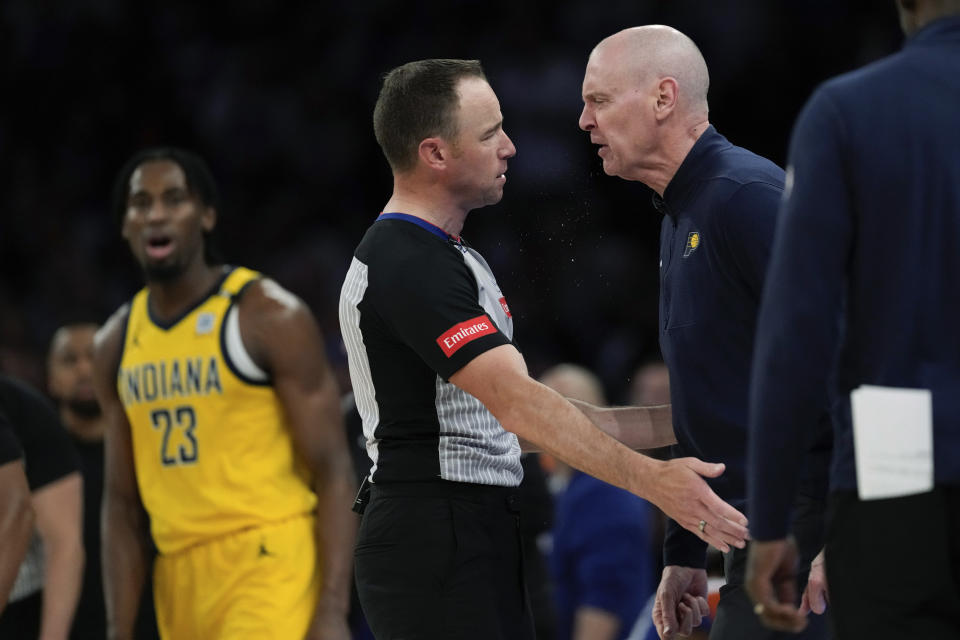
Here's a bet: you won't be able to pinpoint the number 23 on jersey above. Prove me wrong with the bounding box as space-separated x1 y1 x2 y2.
150 405 199 466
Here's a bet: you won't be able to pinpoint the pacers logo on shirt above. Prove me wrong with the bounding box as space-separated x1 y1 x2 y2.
436 315 497 357
683 231 701 258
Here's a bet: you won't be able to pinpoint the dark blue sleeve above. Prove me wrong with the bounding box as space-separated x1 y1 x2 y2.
748 89 851 540
663 516 707 569
716 181 783 298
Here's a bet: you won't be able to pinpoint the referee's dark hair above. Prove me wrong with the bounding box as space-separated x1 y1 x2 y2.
373 58 486 173
111 147 224 266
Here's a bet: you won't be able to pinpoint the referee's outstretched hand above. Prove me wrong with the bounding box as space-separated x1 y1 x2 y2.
647 458 748 552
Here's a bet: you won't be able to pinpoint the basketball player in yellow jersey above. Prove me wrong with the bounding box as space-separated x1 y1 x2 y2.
92 148 357 640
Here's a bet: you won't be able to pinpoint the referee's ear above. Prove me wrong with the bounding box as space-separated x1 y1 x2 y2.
418 137 450 171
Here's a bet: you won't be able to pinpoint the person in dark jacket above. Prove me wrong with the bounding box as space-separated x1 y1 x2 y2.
745 1 960 638
578 25 832 640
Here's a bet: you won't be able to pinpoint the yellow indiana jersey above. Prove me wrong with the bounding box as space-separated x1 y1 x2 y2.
118 266 317 555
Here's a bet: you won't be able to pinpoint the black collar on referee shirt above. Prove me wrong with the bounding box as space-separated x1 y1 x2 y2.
376 212 464 244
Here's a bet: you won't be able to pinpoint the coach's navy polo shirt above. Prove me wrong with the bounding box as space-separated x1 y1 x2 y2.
656 126 831 568
749 15 960 540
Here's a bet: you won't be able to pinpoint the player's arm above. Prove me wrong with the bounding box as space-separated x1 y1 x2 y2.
522 400 674 452
449 345 748 551
32 472 84 640
239 280 357 640
0 457 33 616
94 307 151 640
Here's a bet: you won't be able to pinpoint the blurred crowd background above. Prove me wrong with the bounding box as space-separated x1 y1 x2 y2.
0 0 902 401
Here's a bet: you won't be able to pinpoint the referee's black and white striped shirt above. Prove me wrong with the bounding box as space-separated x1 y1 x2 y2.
339 213 522 487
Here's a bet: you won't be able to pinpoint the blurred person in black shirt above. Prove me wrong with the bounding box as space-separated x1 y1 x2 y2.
47 324 159 639
0 375 82 640
0 411 34 615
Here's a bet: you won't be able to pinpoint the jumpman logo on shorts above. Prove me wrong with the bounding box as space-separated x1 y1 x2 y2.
258 541 275 558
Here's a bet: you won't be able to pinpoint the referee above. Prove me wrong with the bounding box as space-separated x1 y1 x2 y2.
340 58 749 640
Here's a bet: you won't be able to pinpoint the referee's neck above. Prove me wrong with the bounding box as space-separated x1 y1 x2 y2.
383 188 468 238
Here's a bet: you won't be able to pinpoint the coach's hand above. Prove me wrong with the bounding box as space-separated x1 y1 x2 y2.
745 537 807 633
647 458 748 552
653 565 709 639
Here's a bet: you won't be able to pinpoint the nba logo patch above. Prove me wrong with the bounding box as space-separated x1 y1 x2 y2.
683 231 701 258
196 312 215 335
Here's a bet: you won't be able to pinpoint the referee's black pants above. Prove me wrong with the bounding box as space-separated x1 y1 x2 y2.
826 487 960 639
354 481 536 640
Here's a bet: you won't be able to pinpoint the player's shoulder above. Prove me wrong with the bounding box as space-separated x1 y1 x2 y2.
236 276 310 322
94 303 132 360
232 274 325 367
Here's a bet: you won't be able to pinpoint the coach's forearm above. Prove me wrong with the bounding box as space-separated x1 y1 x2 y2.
568 399 675 450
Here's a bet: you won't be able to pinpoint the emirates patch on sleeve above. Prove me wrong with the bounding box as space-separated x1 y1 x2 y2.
436 315 497 357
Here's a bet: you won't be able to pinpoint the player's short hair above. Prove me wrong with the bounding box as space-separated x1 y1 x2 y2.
373 59 487 173
111 147 223 265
